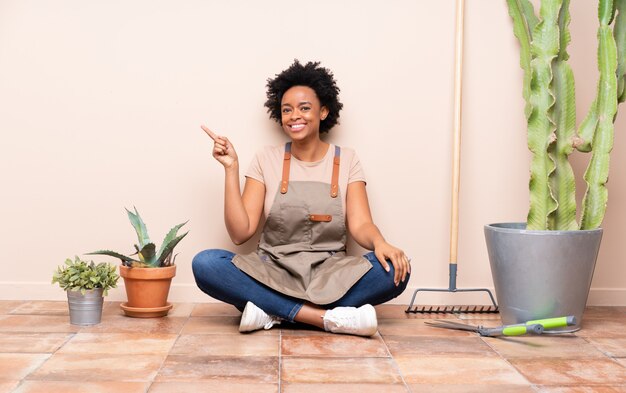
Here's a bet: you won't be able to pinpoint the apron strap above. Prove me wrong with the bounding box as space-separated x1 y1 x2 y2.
281 142 340 197
331 145 340 198
280 142 292 194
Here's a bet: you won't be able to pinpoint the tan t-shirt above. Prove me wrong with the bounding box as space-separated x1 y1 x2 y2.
245 143 366 217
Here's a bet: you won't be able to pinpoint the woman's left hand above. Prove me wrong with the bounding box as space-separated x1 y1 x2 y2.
374 242 411 286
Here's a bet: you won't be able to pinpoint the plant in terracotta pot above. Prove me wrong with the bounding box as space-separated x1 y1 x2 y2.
88 208 188 318
52 256 119 325
485 0 626 331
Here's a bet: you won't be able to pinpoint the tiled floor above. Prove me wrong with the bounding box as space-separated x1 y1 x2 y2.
0 301 625 392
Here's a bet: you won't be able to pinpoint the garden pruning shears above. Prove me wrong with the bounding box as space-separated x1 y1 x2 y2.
424 316 576 337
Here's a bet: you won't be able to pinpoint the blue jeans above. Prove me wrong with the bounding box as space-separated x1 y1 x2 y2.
192 249 410 322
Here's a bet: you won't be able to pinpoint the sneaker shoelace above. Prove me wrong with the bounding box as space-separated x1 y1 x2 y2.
330 313 356 331
263 317 280 330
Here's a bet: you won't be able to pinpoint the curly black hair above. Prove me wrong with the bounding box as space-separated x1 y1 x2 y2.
265 60 343 133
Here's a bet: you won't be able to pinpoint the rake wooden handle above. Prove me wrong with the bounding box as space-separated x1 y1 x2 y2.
450 0 465 266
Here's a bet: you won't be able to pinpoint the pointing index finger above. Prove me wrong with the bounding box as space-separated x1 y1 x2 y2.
201 125 218 141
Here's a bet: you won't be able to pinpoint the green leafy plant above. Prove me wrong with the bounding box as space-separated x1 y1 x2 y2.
87 207 189 268
52 256 119 295
507 0 626 230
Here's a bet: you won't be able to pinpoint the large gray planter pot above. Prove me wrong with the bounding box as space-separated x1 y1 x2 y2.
67 288 104 326
484 223 602 332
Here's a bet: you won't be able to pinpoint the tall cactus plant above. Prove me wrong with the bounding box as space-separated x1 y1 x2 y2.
507 0 626 230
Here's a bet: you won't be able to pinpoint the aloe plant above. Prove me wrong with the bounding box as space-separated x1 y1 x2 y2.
507 0 626 230
88 208 189 268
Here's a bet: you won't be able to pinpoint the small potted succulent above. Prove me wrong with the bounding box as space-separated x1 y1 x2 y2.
88 208 188 318
52 256 119 325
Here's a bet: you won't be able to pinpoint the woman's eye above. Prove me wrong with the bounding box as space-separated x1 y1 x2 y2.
282 108 291 114
301 106 310 111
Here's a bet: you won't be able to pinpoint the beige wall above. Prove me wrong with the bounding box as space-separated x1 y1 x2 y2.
1 0 624 305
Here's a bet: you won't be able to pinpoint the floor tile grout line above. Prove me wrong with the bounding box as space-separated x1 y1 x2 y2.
176 302 196 333
478 335 626 386
278 328 283 392
579 334 625 361
281 354 403 359
379 332 412 392
143 302 196 391
481 333 625 364
2 302 626 389
478 335 535 387
15 320 78 387
143 338 179 390
11 351 54 390
1 301 76 390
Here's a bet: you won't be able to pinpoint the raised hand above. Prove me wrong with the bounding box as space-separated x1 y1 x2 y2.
201 125 238 168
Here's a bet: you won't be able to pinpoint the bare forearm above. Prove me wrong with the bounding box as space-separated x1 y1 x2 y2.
345 181 410 284
351 222 386 251
201 126 257 244
351 221 410 284
223 164 251 244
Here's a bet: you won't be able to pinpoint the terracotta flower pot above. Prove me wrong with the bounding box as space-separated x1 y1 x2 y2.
119 265 176 318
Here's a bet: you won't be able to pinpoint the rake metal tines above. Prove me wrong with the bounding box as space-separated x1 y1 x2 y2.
404 284 500 314
406 304 499 314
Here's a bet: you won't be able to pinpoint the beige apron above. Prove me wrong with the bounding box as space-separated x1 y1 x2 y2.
232 143 372 304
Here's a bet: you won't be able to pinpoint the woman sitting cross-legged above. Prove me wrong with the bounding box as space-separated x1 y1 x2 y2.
193 60 411 337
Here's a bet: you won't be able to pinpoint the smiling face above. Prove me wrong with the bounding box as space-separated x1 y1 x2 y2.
281 86 329 142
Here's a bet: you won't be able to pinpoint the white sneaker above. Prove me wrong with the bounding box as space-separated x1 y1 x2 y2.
323 304 378 337
239 302 281 333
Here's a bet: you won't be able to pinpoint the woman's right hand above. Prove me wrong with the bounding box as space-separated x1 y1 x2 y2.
201 125 238 168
